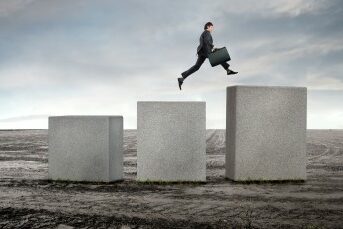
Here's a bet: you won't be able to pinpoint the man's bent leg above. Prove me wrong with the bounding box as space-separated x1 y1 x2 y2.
221 61 237 75
181 55 207 79
221 62 230 70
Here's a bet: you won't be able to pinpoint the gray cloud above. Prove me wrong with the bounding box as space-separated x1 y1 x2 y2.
0 0 37 17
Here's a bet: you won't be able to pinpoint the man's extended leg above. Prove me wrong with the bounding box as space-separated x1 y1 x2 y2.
181 55 207 79
178 54 207 90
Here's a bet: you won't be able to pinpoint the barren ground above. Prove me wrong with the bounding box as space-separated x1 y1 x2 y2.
0 129 342 228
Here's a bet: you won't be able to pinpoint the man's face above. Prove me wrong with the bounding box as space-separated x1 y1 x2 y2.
208 25 214 32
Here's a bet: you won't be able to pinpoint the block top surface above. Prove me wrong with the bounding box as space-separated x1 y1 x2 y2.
137 101 205 104
226 85 307 90
49 115 123 119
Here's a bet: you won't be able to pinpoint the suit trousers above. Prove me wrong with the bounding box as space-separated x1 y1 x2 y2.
181 54 230 79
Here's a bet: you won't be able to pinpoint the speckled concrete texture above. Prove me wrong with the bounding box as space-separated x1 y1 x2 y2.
226 86 307 181
48 116 123 182
137 102 206 182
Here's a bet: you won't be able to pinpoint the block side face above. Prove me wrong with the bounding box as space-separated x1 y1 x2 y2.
109 117 124 181
233 87 307 181
225 87 237 180
137 102 206 181
48 116 110 182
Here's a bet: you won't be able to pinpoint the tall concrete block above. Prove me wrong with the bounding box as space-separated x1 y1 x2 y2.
226 86 307 181
48 116 123 182
137 101 206 182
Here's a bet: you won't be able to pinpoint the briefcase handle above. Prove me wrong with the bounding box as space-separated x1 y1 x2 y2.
212 47 225 53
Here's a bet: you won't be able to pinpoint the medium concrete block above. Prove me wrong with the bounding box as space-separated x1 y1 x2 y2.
48 116 123 182
226 86 307 181
137 101 206 182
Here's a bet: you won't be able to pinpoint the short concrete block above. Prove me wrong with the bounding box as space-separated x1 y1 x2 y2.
48 116 123 182
137 101 206 182
226 86 307 181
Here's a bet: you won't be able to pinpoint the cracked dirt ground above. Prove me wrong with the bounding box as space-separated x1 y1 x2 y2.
0 129 342 228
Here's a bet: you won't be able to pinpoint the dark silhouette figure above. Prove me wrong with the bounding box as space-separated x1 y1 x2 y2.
178 22 237 90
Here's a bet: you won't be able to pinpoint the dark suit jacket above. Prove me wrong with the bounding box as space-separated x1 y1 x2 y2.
197 30 214 58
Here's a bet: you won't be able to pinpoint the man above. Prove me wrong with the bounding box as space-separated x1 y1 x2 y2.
178 22 238 90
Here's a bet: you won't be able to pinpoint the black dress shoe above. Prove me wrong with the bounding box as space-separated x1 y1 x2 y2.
178 77 184 90
227 69 238 75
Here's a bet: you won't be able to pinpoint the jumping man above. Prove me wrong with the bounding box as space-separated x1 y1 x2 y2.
178 22 238 90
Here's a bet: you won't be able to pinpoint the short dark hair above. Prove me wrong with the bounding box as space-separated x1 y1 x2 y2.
204 22 213 30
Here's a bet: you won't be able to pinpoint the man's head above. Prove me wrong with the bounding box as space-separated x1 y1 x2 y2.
204 22 214 32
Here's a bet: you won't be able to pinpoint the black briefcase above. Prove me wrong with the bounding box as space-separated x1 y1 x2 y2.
208 47 231 67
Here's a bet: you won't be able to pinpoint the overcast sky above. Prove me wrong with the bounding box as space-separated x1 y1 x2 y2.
0 0 342 129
